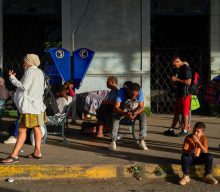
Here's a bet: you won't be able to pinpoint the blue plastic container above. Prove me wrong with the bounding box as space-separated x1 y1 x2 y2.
44 48 95 89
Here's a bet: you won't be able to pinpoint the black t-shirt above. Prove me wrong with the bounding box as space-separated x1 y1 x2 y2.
175 64 192 98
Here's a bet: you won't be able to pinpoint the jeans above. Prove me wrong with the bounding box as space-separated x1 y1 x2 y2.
181 153 213 176
8 113 19 138
13 116 19 137
111 112 147 141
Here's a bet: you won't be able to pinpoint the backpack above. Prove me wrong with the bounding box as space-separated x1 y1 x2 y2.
189 71 201 95
44 87 59 116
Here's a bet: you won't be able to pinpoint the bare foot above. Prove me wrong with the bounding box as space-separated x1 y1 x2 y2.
96 133 104 137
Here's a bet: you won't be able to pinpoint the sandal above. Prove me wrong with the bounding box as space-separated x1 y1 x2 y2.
1 156 19 164
27 153 42 159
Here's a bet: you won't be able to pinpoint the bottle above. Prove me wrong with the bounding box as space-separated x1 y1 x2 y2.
193 143 201 157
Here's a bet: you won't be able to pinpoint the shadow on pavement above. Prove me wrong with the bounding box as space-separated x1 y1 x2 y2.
46 135 181 164
0 187 21 192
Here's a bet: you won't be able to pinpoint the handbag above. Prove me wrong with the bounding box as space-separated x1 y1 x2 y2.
43 78 59 116
191 95 200 111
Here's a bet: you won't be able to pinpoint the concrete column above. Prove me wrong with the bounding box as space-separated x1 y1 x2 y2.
210 0 220 79
62 0 73 52
0 0 3 73
141 0 151 106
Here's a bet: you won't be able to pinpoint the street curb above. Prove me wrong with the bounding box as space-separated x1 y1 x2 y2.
0 164 220 180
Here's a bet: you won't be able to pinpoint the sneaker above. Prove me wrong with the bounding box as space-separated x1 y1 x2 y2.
179 175 190 185
176 130 188 137
108 141 116 151
4 136 17 144
203 174 218 185
139 140 148 150
163 129 175 136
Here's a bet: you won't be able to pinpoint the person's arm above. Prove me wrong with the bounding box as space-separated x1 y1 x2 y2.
113 101 128 116
9 69 33 91
68 87 76 97
171 76 191 86
132 101 144 118
131 90 145 118
192 135 208 153
182 137 191 154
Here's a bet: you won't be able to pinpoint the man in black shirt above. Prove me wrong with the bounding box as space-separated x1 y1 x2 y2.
164 57 192 137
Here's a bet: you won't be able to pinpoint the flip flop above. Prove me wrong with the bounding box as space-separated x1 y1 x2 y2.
27 153 42 159
1 156 19 164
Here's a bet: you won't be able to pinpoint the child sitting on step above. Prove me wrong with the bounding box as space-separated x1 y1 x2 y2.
179 122 218 185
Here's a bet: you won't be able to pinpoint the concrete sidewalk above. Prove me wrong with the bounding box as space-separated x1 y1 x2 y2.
0 114 219 180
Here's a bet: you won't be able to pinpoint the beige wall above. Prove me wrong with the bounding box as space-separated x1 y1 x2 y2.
62 0 151 106
210 0 220 79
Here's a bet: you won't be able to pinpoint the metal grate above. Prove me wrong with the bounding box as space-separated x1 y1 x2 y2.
150 48 202 114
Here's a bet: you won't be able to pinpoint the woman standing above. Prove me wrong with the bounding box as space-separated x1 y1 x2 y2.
2 54 46 164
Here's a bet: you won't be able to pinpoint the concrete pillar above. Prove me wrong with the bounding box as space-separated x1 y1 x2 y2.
0 0 3 73
210 0 220 79
141 0 151 106
62 0 73 53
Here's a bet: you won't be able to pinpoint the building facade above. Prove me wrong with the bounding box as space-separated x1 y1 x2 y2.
0 0 220 114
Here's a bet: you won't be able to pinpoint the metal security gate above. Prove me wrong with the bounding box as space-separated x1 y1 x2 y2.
150 48 202 114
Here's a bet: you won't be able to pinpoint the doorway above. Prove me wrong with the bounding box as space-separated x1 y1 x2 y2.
3 0 61 89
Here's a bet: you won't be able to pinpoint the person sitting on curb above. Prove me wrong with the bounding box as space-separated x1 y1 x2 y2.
96 76 118 137
179 122 218 185
109 82 148 151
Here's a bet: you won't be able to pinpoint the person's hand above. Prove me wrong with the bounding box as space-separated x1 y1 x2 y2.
126 112 137 120
125 111 133 119
130 111 138 120
192 135 201 145
171 76 178 82
192 147 201 157
8 70 16 77
130 114 137 120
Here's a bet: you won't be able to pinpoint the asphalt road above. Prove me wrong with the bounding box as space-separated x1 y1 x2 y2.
0 177 219 192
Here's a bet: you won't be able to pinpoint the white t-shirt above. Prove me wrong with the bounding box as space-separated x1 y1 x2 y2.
56 96 72 114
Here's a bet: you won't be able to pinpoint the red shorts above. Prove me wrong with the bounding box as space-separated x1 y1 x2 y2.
174 95 191 116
